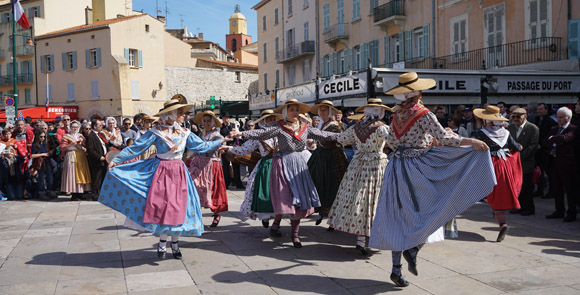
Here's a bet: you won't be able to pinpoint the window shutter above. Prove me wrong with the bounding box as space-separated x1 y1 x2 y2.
347 48 352 70
384 36 390 66
62 52 67 71
86 49 90 68
96 48 102 67
49 54 54 72
423 24 430 58
569 20 580 59
329 53 334 75
124 48 129 61
138 50 143 68
333 52 338 73
397 32 404 61
25 88 30 104
40 56 45 73
362 42 369 69
405 30 411 60
320 55 324 77
371 40 379 66
72 51 77 70
19 61 23 75
28 60 32 75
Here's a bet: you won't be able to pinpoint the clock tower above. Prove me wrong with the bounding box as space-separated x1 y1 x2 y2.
226 5 252 54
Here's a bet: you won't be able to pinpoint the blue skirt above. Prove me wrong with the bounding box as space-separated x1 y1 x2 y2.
369 146 496 251
98 158 204 237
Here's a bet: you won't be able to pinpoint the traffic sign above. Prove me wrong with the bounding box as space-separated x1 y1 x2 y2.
17 116 24 120
4 98 14 106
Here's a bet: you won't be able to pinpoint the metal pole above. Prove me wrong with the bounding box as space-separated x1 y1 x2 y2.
12 0 18 115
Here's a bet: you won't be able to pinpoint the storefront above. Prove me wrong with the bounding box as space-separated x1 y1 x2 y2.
319 72 368 108
0 106 79 123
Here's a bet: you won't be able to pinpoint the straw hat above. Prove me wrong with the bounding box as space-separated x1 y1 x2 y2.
141 115 157 122
385 72 436 95
299 113 312 124
347 113 365 121
253 109 283 124
154 98 194 116
193 110 223 128
473 105 509 122
172 94 188 104
310 100 341 115
274 98 310 114
355 98 394 113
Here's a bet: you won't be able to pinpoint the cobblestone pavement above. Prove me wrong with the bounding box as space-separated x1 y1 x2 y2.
0 189 579 295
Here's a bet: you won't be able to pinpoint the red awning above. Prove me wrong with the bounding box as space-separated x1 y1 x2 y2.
0 106 79 123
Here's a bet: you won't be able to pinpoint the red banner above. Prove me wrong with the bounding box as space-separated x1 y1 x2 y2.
0 106 78 122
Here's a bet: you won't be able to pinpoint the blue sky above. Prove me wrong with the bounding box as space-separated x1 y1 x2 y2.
133 0 258 48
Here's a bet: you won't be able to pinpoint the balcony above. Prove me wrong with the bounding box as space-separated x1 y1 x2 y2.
18 73 33 84
379 37 563 70
373 0 406 31
0 50 5 60
276 40 315 63
323 23 349 46
15 46 33 57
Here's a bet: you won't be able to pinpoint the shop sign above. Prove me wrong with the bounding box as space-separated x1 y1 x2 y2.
381 74 483 94
277 83 316 104
320 73 367 99
495 76 580 93
249 93 275 111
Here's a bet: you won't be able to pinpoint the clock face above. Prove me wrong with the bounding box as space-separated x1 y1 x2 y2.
232 20 237 26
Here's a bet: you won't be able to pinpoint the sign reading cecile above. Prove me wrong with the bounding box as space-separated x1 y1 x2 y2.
319 73 367 99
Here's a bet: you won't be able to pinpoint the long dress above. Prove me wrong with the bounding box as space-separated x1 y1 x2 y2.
328 119 389 236
229 138 278 220
242 121 339 218
472 128 523 210
60 133 91 193
307 121 348 216
188 129 228 215
369 105 497 251
98 125 221 237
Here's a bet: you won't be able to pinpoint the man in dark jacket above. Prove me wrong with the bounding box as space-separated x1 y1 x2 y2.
534 103 558 198
219 112 244 189
85 119 108 201
507 108 539 215
543 107 578 222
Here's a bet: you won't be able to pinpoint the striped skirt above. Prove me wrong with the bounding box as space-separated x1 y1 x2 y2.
369 146 496 251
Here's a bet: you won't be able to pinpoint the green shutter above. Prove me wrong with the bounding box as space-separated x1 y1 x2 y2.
49 54 54 72
86 49 90 68
424 24 430 58
62 52 67 71
569 20 579 59
405 30 411 60
96 48 102 67
397 33 404 61
384 36 390 66
329 53 334 75
138 50 143 68
72 51 77 70
25 88 30 104
124 48 129 61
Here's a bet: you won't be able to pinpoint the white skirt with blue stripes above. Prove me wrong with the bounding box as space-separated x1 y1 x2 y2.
369 146 496 251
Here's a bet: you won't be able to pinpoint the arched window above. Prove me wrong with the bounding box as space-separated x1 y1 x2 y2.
232 39 237 52
246 40 249 45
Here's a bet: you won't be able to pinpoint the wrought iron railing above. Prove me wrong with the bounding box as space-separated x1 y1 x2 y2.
379 37 563 70
15 46 33 57
277 40 315 63
18 74 33 83
323 23 349 43
373 0 405 23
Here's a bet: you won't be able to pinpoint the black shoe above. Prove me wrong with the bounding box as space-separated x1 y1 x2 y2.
520 210 535 216
546 212 565 219
355 245 368 256
390 273 409 287
270 222 282 237
157 244 166 259
171 242 182 259
563 216 577 222
509 209 523 214
210 215 221 227
291 235 302 248
315 215 323 225
327 226 335 232
402 250 418 276
496 225 509 242
261 219 270 228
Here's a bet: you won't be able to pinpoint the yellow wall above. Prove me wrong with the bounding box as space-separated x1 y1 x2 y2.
234 49 258 66
164 32 197 67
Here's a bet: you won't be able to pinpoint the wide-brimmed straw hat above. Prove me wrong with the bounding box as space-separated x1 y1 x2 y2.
172 94 188 104
253 109 283 124
193 110 223 128
355 98 394 113
347 113 365 121
385 72 436 95
299 113 312 124
154 98 194 116
310 100 341 115
274 99 310 114
141 115 157 122
473 105 509 122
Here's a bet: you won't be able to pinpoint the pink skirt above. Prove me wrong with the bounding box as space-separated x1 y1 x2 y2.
270 156 312 219
142 160 188 225
189 157 228 214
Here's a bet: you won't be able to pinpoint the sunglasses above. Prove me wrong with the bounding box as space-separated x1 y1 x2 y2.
84 128 91 130
39 136 46 138
63 119 70 121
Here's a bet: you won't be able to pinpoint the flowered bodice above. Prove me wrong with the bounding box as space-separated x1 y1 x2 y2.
112 127 221 163
338 120 389 160
316 121 344 149
387 111 462 149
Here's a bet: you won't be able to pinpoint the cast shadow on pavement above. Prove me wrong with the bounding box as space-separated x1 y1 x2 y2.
25 249 163 267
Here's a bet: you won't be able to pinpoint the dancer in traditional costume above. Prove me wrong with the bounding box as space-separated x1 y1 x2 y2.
228 110 282 225
328 99 392 255
138 115 158 160
368 72 496 287
307 100 348 228
472 106 523 242
188 110 229 227
60 120 91 200
100 98 228 259
231 99 340 248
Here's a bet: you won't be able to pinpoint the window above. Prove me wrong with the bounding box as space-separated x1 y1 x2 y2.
28 7 40 18
67 83 75 101
86 48 101 68
275 37 279 59
339 51 345 73
63 51 77 71
289 65 295 86
263 15 267 31
1 13 10 23
263 73 268 92
451 15 468 59
232 39 238 52
370 40 379 66
274 8 278 25
145 24 150 32
235 71 241 83
526 0 551 46
24 88 30 104
275 69 280 87
41 54 54 73
354 46 361 70
304 0 309 9
304 59 310 81
353 0 360 21
570 20 580 59
131 81 139 99
125 48 142 68
413 29 424 58
263 43 267 62
323 3 330 31
91 80 99 99
304 22 309 41
325 55 330 76
370 0 379 13
288 0 293 16
337 0 344 24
